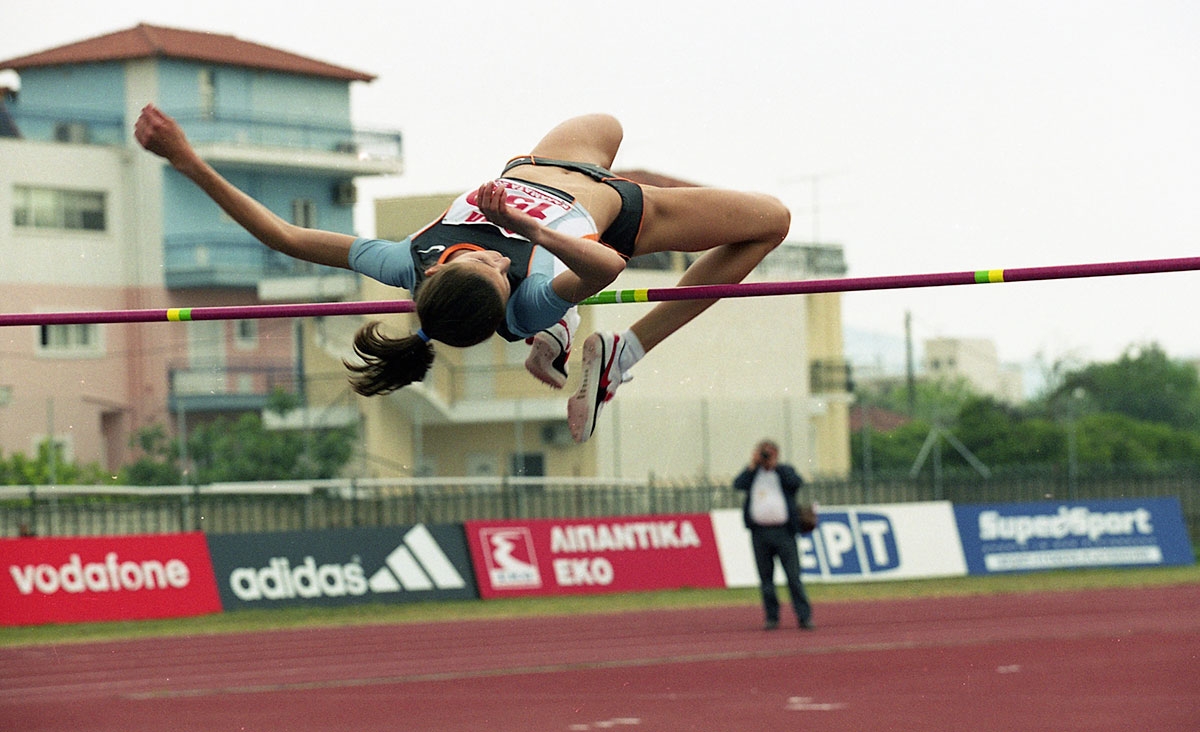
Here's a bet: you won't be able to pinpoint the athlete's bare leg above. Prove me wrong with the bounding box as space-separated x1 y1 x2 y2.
627 187 791 351
526 113 624 167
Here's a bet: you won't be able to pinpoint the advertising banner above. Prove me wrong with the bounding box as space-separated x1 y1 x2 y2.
0 532 221 626
206 524 478 610
955 497 1196 574
712 502 969 586
465 514 725 599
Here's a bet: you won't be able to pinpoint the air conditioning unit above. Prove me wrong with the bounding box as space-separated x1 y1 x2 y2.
54 121 90 143
540 422 574 447
332 180 357 206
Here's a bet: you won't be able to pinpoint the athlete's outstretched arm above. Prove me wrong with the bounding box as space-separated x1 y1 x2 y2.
135 104 355 269
474 180 625 302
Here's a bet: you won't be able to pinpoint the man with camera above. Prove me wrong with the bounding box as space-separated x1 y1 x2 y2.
733 439 814 630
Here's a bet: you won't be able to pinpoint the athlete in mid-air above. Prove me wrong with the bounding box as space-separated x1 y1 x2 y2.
136 104 790 442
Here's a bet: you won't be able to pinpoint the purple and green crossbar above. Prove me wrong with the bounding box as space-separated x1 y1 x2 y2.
3 255 1198 327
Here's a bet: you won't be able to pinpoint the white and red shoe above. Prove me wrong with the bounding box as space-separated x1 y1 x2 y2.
524 319 572 389
567 332 630 443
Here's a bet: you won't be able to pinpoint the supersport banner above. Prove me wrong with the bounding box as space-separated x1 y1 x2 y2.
954 497 1195 574
465 514 726 599
0 532 222 626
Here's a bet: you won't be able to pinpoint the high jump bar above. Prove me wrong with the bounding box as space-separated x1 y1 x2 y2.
2 255 1198 327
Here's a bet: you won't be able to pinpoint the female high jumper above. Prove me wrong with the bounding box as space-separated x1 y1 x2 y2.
135 104 790 443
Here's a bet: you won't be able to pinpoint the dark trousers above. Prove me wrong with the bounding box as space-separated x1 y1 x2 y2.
751 525 812 624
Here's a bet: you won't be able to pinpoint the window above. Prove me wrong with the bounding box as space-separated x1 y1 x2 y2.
37 323 102 357
32 434 74 465
54 121 91 143
291 198 316 228
510 453 545 477
234 320 258 350
14 186 106 231
199 68 216 119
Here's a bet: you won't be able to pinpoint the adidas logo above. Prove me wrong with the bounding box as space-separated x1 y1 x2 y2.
228 525 465 602
367 525 466 593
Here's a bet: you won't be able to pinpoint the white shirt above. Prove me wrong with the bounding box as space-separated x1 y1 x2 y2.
748 469 789 526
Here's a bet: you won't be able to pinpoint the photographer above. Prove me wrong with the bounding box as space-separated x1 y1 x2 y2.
733 439 814 630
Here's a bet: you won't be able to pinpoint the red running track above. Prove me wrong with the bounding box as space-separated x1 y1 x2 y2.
2 584 1198 731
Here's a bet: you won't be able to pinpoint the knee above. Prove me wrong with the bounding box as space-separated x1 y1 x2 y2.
576 113 624 158
759 194 791 247
737 194 789 261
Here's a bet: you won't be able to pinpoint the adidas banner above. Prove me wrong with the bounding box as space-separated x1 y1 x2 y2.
206 525 478 610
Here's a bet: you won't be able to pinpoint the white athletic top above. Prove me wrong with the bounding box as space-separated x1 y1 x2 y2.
348 179 597 337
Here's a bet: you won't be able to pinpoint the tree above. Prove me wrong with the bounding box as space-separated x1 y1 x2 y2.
185 413 355 482
866 376 977 423
0 441 107 485
852 343 1200 475
120 391 357 485
1059 344 1200 430
954 396 1064 466
118 425 182 485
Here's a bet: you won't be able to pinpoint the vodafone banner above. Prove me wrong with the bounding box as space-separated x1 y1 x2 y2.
1 533 222 626
465 514 725 599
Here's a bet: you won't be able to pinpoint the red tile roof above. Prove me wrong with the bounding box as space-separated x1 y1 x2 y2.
849 405 913 433
0 23 374 82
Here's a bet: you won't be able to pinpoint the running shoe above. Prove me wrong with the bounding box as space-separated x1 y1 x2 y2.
524 319 571 389
567 332 629 443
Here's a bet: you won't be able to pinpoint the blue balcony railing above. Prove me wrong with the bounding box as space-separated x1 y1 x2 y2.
4 107 125 145
4 106 402 162
169 111 402 162
169 363 299 414
164 231 357 290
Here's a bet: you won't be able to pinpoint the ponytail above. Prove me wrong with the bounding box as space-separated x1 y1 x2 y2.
345 321 434 396
343 263 506 396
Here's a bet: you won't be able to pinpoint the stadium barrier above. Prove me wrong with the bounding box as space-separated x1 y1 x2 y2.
2 498 1191 627
3 469 1198 540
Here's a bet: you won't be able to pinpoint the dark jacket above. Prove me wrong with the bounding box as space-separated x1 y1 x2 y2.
733 464 805 535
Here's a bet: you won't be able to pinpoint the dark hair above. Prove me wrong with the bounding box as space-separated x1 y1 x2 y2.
344 265 506 396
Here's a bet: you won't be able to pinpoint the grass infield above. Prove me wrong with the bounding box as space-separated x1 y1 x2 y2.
2 564 1196 648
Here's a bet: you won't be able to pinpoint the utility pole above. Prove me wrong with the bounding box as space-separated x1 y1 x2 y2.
904 311 916 416
46 398 57 484
780 171 839 244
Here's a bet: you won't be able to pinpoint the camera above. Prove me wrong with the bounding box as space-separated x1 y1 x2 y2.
759 448 771 461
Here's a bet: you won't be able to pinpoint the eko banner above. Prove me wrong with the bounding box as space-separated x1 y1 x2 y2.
0 532 222 626
465 514 725 599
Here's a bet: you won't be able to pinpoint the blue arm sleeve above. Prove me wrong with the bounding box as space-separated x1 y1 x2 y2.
505 273 573 338
348 237 416 290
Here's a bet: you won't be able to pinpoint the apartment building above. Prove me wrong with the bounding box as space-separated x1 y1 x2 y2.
924 337 1024 404
0 24 400 471
1 24 852 482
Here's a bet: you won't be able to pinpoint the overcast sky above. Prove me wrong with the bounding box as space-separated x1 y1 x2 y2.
5 1 1198 383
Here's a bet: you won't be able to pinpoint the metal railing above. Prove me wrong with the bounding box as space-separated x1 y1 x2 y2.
5 107 402 161
2 468 1196 540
